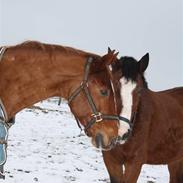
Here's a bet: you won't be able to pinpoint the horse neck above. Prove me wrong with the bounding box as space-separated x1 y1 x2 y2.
119 89 153 154
133 88 153 120
0 47 86 119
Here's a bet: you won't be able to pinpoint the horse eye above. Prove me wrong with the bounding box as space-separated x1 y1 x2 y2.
100 89 109 96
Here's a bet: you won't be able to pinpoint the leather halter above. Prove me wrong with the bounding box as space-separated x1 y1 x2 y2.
68 57 121 131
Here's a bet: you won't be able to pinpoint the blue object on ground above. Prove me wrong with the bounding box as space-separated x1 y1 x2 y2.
0 122 7 166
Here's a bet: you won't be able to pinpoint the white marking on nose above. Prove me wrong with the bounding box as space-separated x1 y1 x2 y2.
118 77 136 143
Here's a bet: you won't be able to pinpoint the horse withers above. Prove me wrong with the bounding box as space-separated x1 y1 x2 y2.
0 41 120 178
102 51 183 183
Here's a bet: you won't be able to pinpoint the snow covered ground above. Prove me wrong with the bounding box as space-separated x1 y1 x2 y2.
2 99 169 183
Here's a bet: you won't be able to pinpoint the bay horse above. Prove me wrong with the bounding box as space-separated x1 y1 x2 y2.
0 41 120 178
102 51 183 183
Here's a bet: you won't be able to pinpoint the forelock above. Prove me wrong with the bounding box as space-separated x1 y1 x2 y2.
119 57 139 81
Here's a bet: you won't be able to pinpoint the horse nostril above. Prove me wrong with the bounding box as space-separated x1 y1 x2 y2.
95 133 104 148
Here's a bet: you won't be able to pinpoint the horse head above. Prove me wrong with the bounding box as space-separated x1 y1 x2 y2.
111 53 149 144
68 51 120 150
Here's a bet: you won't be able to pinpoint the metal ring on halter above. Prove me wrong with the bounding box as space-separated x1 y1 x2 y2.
91 112 103 123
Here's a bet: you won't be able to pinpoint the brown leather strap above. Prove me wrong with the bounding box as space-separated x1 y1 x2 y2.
0 99 8 122
0 47 7 62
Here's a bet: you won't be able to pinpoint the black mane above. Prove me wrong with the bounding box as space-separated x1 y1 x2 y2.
119 56 148 88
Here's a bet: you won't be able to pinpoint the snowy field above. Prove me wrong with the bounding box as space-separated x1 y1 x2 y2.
2 99 169 183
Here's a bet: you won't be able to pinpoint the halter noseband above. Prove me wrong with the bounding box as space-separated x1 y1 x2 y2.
68 57 121 131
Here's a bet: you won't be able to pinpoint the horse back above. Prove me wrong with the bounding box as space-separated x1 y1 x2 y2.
159 87 183 107
146 87 183 163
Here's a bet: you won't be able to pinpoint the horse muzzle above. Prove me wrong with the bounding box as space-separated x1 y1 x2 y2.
92 133 117 151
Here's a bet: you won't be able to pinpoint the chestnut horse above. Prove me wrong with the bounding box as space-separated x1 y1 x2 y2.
102 52 183 183
0 41 120 178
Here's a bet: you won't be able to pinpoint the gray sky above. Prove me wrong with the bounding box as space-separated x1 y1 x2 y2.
0 0 182 90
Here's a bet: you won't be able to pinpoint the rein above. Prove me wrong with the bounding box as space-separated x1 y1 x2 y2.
68 57 120 131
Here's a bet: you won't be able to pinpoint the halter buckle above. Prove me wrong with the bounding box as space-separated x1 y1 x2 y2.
91 112 103 123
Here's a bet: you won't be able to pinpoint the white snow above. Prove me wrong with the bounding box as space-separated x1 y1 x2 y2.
2 98 169 183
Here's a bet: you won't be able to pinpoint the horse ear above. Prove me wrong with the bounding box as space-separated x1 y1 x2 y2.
138 53 149 73
108 47 112 53
114 52 119 57
102 51 119 65
108 47 116 54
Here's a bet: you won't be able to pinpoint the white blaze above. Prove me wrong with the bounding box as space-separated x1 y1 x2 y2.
118 77 136 143
108 65 113 71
